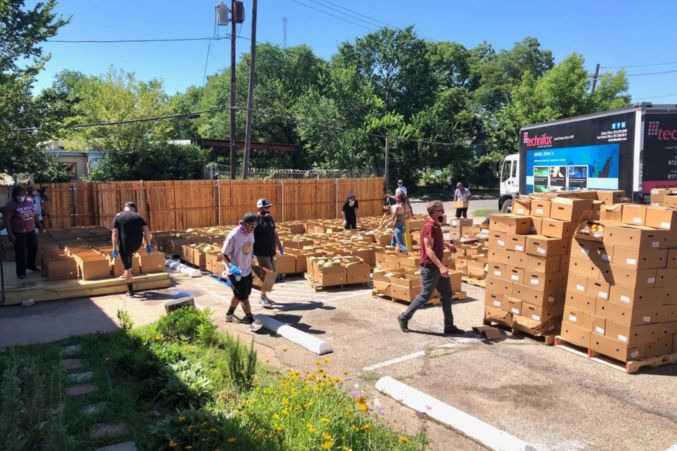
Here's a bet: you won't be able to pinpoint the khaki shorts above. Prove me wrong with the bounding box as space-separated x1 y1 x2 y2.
256 255 276 272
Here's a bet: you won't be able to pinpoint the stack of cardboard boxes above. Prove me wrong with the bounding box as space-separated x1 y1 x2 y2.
561 203 677 362
484 193 603 337
649 188 677 207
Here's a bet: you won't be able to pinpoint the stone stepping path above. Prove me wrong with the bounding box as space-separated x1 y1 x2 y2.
90 423 129 439
67 384 97 397
62 345 82 356
83 403 107 415
61 358 83 371
96 442 138 451
68 371 94 382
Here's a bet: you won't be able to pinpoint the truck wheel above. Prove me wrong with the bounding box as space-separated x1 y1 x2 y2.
500 199 512 213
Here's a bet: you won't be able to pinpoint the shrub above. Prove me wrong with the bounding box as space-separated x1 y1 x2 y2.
228 337 257 392
160 361 212 408
155 307 216 344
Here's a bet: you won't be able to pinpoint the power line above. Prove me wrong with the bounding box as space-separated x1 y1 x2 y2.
290 0 375 31
602 60 677 69
305 0 384 29
315 0 398 28
626 69 677 77
47 37 220 43
633 93 677 100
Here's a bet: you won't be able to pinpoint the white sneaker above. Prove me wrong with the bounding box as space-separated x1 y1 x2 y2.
259 296 275 309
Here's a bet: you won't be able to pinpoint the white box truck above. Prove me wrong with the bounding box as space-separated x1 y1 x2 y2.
498 104 677 212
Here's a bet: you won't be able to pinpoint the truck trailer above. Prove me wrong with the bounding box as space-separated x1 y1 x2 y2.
498 104 677 212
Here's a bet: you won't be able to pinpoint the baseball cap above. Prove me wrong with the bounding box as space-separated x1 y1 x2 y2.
125 201 137 210
256 198 273 208
240 212 259 225
348 193 356 200
397 180 403 184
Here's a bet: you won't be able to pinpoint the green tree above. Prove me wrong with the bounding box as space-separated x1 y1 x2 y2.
0 0 69 175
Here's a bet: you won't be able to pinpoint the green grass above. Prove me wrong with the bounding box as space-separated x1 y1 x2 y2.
0 308 427 451
471 209 498 218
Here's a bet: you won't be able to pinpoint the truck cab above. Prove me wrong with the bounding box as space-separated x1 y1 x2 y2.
498 154 520 213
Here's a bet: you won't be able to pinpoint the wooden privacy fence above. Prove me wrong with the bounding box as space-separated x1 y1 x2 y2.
23 178 385 231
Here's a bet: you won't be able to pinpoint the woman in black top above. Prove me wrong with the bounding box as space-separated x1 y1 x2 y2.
342 193 359 229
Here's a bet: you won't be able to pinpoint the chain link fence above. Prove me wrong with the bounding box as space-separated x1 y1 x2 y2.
203 165 382 180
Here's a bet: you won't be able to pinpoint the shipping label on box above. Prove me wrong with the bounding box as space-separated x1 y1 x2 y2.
604 225 671 250
567 272 589 295
621 204 647 227
488 231 507 248
450 218 473 227
564 306 597 330
590 333 644 362
525 235 569 257
550 198 593 222
525 271 566 292
586 278 611 301
608 285 658 308
521 301 563 323
645 207 677 231
513 198 531 216
504 296 522 315
611 246 667 270
531 200 551 218
505 233 527 252
488 262 507 280
485 291 504 310
506 266 525 285
561 321 592 348
566 290 597 315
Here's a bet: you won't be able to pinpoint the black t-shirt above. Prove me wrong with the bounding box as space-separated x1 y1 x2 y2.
342 200 359 221
253 214 277 257
112 211 147 252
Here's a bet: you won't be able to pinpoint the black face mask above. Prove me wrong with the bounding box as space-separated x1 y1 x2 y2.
437 215 444 223
261 210 269 216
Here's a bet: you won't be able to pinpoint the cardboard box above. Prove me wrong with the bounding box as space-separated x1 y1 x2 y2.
595 299 661 327
485 291 505 310
567 273 589 295
600 204 624 223
541 218 577 239
650 189 671 206
525 235 569 257
450 218 473 227
575 190 599 201
656 268 677 288
489 214 533 235
669 249 677 269
530 217 544 235
645 207 677 231
596 190 626 206
590 333 644 362
390 274 423 302
513 198 531 216
487 263 507 280
315 264 346 287
604 322 661 345
530 200 551 218
504 296 522 315
513 314 559 336
488 231 507 248
550 198 593 222
571 239 613 264
372 270 393 297
608 285 658 308
524 271 566 292
138 253 165 274
345 261 370 284
591 200 603 221
44 257 79 281
484 305 513 327
586 278 611 301
604 225 672 250
77 257 111 280
252 265 276 292
505 233 527 252
205 252 224 273
566 289 597 315
506 266 525 285
512 284 561 307
560 321 592 348
563 306 599 331
666 195 677 209
275 254 297 274
485 276 513 297
521 302 563 323
611 246 667 270
644 335 673 358
609 265 657 289
452 201 469 209
518 253 561 274
621 204 647 227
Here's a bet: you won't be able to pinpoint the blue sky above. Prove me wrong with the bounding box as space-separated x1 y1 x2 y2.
32 0 677 102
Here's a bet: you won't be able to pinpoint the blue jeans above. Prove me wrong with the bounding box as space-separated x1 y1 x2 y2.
400 266 454 328
390 225 408 252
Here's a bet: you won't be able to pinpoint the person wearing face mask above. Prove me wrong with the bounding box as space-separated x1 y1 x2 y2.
222 213 263 332
253 198 282 309
379 192 412 252
341 194 359 230
397 200 464 335
27 186 43 223
111 202 152 297
3 186 44 280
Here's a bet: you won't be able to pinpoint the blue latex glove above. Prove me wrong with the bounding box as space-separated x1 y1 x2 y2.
229 264 242 276
279 245 284 256
146 245 152 254
112 249 119 259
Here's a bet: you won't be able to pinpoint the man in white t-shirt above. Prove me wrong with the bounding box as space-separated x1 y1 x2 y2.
221 213 263 331
454 182 472 219
395 180 407 197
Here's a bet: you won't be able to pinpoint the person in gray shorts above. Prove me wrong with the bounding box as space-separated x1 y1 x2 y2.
253 198 283 308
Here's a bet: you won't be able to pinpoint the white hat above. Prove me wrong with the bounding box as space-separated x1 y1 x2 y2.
256 198 273 208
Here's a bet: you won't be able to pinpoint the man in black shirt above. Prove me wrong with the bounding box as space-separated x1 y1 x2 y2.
253 198 283 308
342 193 359 229
111 202 152 297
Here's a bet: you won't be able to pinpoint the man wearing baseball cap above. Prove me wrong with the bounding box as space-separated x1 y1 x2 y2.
111 201 152 297
253 198 283 308
221 212 263 332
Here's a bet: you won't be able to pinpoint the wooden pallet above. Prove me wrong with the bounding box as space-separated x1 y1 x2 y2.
554 336 677 374
482 319 556 345
1 273 172 306
462 276 486 288
372 290 467 307
304 273 370 292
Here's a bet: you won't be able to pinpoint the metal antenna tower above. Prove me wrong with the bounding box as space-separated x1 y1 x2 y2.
283 16 287 49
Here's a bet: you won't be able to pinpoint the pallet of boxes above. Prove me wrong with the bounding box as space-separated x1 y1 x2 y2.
450 218 489 287
484 192 602 342
557 195 677 373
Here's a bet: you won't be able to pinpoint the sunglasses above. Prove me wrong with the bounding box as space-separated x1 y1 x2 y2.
245 222 258 227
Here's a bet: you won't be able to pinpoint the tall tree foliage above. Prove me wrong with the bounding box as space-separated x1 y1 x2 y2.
0 0 70 175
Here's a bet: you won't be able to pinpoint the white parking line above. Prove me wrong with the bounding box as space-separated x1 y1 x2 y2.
363 351 426 371
665 442 677 451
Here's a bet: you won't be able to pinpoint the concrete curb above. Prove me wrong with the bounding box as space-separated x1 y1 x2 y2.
375 376 536 451
254 314 333 355
165 259 201 278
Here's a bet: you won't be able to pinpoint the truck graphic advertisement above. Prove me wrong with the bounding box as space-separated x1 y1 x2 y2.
643 112 677 191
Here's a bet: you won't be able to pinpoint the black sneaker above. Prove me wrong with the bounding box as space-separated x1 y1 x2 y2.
397 315 410 333
125 292 135 298
27 267 41 273
444 325 465 335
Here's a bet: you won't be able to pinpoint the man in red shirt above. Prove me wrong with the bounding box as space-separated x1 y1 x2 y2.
398 200 465 335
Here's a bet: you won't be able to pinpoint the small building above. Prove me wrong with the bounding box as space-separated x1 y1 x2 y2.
48 150 109 181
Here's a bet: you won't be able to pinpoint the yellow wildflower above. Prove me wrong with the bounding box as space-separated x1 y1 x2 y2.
186 447 193 450
351 424 359 432
168 441 178 448
322 441 334 449
273 413 280 420
228 438 236 443
321 418 330 423
178 416 186 422
324 358 331 362
315 360 322 365
399 437 410 443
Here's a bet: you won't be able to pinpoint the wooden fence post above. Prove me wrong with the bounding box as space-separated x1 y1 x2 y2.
281 179 285 222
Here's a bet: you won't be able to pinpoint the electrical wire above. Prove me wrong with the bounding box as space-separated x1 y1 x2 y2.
625 69 677 77
632 93 677 100
47 37 218 43
290 0 375 31
306 0 384 29
315 0 398 28
602 60 677 69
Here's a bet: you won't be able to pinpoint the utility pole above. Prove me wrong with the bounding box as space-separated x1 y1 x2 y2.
229 0 238 179
590 63 600 94
242 0 258 179
384 137 390 190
